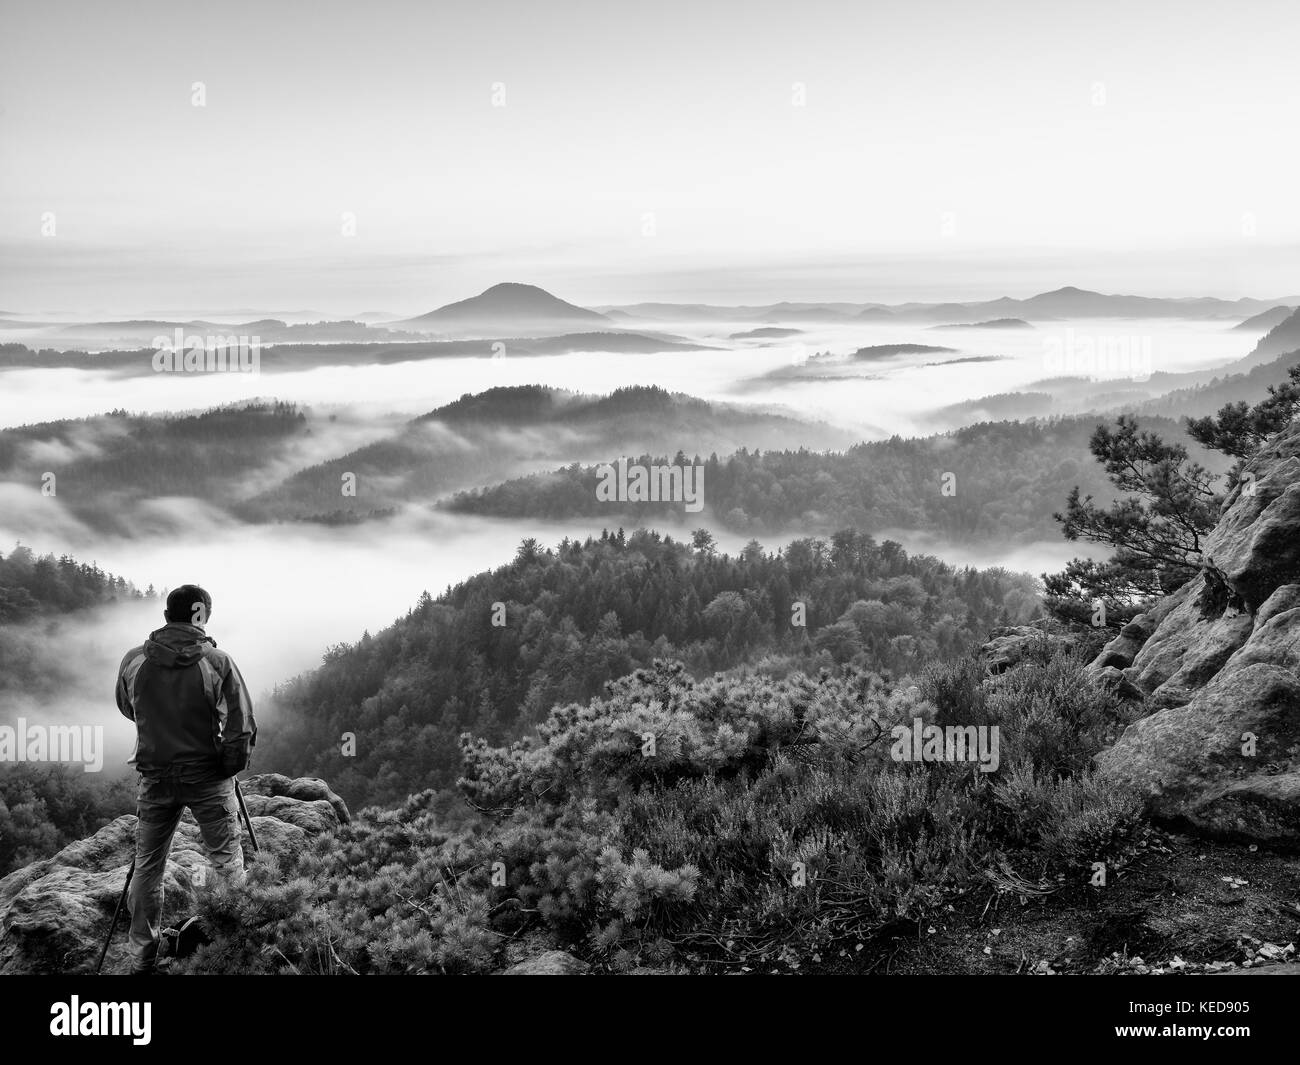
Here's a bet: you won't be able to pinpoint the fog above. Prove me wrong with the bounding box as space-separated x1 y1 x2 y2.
0 505 1086 781
2 596 162 776
874 530 1083 580
2 491 1081 779
0 317 1249 440
3 508 741 777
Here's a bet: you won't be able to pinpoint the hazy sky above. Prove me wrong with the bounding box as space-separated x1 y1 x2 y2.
1 0 1297 313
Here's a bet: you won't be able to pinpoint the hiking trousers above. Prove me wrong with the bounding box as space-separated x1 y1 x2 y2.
127 776 246 973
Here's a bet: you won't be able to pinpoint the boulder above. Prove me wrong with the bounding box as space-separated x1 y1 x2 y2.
1097 664 1300 843
1093 613 1159 671
0 774 349 975
1092 665 1146 702
239 774 351 825
981 626 1077 674
241 795 342 836
500 950 590 975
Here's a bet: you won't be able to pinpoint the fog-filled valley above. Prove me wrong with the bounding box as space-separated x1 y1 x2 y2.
3 288 1296 790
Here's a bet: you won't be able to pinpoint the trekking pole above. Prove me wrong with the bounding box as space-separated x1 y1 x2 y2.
95 858 135 975
232 777 260 854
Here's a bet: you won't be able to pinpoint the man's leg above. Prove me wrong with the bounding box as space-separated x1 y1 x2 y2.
127 778 183 974
187 778 246 886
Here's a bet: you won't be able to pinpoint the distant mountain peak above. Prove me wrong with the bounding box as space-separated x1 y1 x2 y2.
477 282 560 299
1032 285 1101 299
407 283 609 327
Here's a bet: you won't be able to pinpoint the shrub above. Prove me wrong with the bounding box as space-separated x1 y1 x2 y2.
182 651 1147 973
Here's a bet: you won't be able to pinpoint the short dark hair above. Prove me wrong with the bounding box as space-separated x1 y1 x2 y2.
165 585 213 625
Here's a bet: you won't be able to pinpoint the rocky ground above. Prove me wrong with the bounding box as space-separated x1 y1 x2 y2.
0 774 349 975
816 827 1300 976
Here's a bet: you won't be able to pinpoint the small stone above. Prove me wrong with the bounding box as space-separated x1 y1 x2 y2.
501 950 590 975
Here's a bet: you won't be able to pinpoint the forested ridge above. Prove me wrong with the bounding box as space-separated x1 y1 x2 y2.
0 387 850 529
1 386 1220 545
0 543 145 623
261 527 1041 808
238 385 852 521
446 415 1222 542
0 402 309 533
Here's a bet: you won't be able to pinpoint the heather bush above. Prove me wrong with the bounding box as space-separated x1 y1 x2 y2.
990 760 1144 877
183 651 1145 973
984 649 1138 776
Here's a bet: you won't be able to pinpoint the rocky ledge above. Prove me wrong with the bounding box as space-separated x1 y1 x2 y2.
0 774 349 975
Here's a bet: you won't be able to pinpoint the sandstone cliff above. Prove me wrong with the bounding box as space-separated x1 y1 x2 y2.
1092 422 1300 843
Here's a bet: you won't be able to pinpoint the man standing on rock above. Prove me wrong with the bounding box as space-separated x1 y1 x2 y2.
115 584 256 975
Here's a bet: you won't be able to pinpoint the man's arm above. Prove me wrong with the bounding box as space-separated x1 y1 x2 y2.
218 656 256 777
115 651 140 721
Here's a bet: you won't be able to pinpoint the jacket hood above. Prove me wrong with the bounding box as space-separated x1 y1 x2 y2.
143 623 216 668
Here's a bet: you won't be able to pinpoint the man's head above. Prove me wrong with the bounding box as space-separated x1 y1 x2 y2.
165 585 213 627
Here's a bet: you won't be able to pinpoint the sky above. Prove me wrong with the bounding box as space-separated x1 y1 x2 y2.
1 0 1297 314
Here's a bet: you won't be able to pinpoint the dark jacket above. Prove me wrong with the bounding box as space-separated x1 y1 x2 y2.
116 622 256 782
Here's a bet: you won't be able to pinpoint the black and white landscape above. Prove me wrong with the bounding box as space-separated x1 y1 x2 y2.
2 0 1300 1012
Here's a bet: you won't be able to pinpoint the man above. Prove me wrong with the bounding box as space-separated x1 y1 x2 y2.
115 584 256 975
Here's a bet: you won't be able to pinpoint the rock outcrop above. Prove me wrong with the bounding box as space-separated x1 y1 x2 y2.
0 774 348 975
500 950 590 975
1093 422 1300 843
981 626 1079 674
